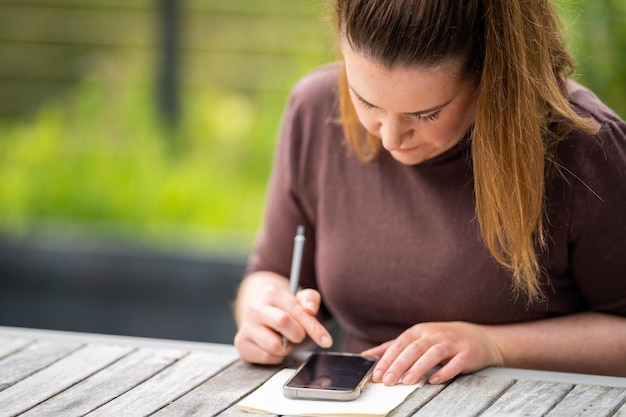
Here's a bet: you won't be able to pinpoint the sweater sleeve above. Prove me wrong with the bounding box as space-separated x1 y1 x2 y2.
244 65 340 295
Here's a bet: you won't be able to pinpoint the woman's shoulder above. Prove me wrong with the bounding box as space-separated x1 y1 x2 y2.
562 80 626 158
288 63 341 108
276 62 347 176
556 80 626 205
567 79 625 127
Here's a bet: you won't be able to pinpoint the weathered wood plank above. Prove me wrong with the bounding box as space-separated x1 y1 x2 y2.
613 400 626 417
154 360 281 417
85 351 237 416
476 367 626 389
481 379 574 416
546 384 626 417
19 347 186 417
388 383 447 416
218 406 273 417
412 375 515 417
212 355 312 417
0 337 33 360
0 340 81 390
0 343 132 417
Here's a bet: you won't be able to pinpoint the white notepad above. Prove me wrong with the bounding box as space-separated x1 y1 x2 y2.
238 368 424 417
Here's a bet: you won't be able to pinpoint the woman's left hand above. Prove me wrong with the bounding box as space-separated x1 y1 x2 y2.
361 321 503 385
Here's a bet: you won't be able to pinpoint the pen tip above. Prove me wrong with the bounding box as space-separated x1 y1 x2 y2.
297 225 305 236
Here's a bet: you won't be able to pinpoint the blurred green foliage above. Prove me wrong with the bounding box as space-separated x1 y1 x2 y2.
0 0 623 253
559 0 626 117
0 74 301 253
0 0 333 253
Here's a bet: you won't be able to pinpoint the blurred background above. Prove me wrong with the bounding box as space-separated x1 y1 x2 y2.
0 0 624 344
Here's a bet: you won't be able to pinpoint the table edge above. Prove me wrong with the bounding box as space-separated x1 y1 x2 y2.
0 325 237 356
2 326 624 389
476 366 626 388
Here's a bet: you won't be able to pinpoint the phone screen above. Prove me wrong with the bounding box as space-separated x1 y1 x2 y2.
283 353 377 400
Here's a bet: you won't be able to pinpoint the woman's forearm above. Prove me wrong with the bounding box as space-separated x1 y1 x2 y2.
485 311 626 376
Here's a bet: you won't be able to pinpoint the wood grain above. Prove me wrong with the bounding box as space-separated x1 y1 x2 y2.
0 340 81 390
612 400 626 417
0 337 33 360
413 374 515 416
1 333 625 417
85 351 237 416
0 343 132 417
481 379 574 416
20 346 186 417
388 382 447 416
154 360 280 417
546 384 626 417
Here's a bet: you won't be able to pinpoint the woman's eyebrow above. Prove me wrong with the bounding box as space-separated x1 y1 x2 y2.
349 85 452 116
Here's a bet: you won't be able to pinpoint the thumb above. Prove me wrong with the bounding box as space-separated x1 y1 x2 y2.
361 340 393 358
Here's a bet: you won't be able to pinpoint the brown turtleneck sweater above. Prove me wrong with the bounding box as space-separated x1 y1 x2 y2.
246 63 626 352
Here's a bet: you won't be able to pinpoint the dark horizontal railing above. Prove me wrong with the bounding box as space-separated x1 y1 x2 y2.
0 234 247 344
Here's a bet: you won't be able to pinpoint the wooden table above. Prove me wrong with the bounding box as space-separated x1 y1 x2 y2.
0 326 625 417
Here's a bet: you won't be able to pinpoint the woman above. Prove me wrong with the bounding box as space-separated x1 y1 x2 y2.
234 0 626 385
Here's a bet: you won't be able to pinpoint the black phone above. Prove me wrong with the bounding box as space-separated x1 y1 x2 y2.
283 352 378 401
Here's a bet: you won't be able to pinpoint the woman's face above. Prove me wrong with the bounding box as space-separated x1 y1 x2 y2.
342 45 478 165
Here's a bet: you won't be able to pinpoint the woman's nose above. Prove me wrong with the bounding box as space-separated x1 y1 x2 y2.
379 115 413 151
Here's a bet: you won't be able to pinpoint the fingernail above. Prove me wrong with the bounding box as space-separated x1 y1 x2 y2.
306 301 316 312
373 370 383 382
320 335 332 347
430 376 440 385
383 373 395 386
402 373 414 385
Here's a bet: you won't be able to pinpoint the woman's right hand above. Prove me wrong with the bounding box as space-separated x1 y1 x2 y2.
234 276 333 364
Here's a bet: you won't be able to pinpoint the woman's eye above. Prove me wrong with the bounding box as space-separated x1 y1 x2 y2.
355 93 441 122
359 99 375 109
415 111 440 122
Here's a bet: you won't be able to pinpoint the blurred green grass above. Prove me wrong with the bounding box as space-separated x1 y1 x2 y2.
0 0 623 254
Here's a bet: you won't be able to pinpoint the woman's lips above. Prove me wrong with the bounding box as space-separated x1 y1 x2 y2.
393 144 419 154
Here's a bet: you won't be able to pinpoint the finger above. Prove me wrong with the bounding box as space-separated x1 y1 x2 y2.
247 295 310 350
371 339 408 384
287 300 333 348
236 339 284 364
428 354 467 384
258 285 331 349
262 303 308 345
296 289 321 315
406 343 452 385
361 340 393 358
258 285 314 342
381 341 428 386
234 325 285 364
237 338 284 364
360 342 393 383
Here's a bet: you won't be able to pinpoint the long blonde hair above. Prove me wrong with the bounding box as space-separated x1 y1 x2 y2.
334 0 599 301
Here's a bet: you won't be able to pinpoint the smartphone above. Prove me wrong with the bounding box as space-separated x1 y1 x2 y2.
283 352 378 401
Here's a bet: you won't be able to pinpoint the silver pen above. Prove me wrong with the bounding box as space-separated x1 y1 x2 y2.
282 225 306 352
